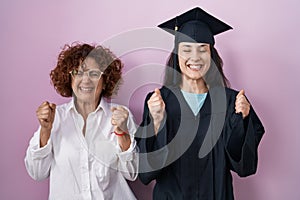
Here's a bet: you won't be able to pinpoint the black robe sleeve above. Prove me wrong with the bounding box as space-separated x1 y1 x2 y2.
224 91 265 177
136 89 169 185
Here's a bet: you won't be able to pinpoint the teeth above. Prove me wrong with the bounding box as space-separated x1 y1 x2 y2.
80 87 93 92
189 65 202 70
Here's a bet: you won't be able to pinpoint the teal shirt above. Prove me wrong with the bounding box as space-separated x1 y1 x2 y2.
181 90 207 116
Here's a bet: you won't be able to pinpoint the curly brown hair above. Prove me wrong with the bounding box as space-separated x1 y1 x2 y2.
50 42 123 98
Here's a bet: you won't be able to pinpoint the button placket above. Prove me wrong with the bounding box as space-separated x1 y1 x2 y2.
80 148 90 192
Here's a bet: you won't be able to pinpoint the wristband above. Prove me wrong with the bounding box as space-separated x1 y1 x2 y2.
112 131 128 136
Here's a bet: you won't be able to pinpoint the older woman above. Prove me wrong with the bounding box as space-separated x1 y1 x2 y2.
25 43 138 200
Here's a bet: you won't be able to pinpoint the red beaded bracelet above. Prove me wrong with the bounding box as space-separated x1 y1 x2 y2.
112 131 128 136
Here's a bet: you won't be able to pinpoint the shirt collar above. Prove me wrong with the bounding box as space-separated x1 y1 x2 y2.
66 97 110 115
66 98 75 112
97 97 110 115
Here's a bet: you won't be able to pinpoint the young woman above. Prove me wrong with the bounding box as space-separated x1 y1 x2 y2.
137 7 265 200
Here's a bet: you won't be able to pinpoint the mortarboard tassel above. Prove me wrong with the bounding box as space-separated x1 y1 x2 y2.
173 17 178 85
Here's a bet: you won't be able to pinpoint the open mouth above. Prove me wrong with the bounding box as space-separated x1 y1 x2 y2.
79 87 94 93
187 64 203 70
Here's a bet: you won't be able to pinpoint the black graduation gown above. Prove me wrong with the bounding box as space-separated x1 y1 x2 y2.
136 86 265 200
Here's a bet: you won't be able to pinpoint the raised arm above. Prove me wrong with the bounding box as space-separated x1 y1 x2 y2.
24 101 56 180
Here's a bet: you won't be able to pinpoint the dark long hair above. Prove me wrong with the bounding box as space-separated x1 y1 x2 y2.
164 45 230 88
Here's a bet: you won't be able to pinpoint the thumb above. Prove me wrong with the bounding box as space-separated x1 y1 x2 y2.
237 89 245 97
49 103 56 110
154 88 161 95
111 106 117 112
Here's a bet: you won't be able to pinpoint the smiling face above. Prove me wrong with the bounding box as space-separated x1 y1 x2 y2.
178 42 211 83
71 57 104 106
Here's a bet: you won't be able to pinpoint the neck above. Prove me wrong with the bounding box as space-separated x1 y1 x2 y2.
180 77 208 94
75 98 100 120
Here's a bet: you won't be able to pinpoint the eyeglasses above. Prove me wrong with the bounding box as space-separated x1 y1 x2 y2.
69 69 104 80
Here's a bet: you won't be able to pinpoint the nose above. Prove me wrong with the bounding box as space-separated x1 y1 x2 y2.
82 72 91 82
190 50 201 62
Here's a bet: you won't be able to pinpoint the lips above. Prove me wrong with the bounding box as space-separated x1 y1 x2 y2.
79 86 94 92
187 64 203 70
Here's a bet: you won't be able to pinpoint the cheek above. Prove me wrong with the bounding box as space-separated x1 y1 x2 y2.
202 54 211 65
178 55 187 68
71 79 77 91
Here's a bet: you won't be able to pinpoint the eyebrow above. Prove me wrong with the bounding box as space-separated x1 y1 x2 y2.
199 44 209 48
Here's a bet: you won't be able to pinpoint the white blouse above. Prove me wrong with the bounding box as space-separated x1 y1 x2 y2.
25 98 138 200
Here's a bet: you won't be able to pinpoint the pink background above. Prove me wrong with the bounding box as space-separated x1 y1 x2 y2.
1 0 300 199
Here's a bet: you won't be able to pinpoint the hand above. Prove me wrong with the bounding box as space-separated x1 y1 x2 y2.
111 106 131 151
147 88 165 134
36 101 56 130
36 101 56 147
235 90 250 119
111 106 129 133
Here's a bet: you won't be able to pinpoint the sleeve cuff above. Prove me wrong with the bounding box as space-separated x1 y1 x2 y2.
118 139 138 162
30 139 52 159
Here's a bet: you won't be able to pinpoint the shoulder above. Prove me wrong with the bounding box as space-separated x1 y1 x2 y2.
55 100 71 113
160 85 178 99
208 87 238 106
144 86 177 101
223 88 239 106
225 87 239 97
52 100 73 122
45 101 71 131
208 87 238 98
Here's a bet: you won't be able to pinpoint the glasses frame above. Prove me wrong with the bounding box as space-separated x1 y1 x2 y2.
69 69 104 81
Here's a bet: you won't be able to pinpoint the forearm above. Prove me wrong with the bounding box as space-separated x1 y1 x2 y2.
117 133 131 151
153 111 166 135
39 127 51 147
226 110 264 177
226 113 247 162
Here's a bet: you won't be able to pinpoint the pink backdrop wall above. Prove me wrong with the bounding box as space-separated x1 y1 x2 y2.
1 0 300 199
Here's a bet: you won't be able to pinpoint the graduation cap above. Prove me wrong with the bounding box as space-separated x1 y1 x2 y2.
158 7 232 45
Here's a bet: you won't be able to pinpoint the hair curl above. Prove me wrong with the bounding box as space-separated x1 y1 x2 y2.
50 42 123 98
